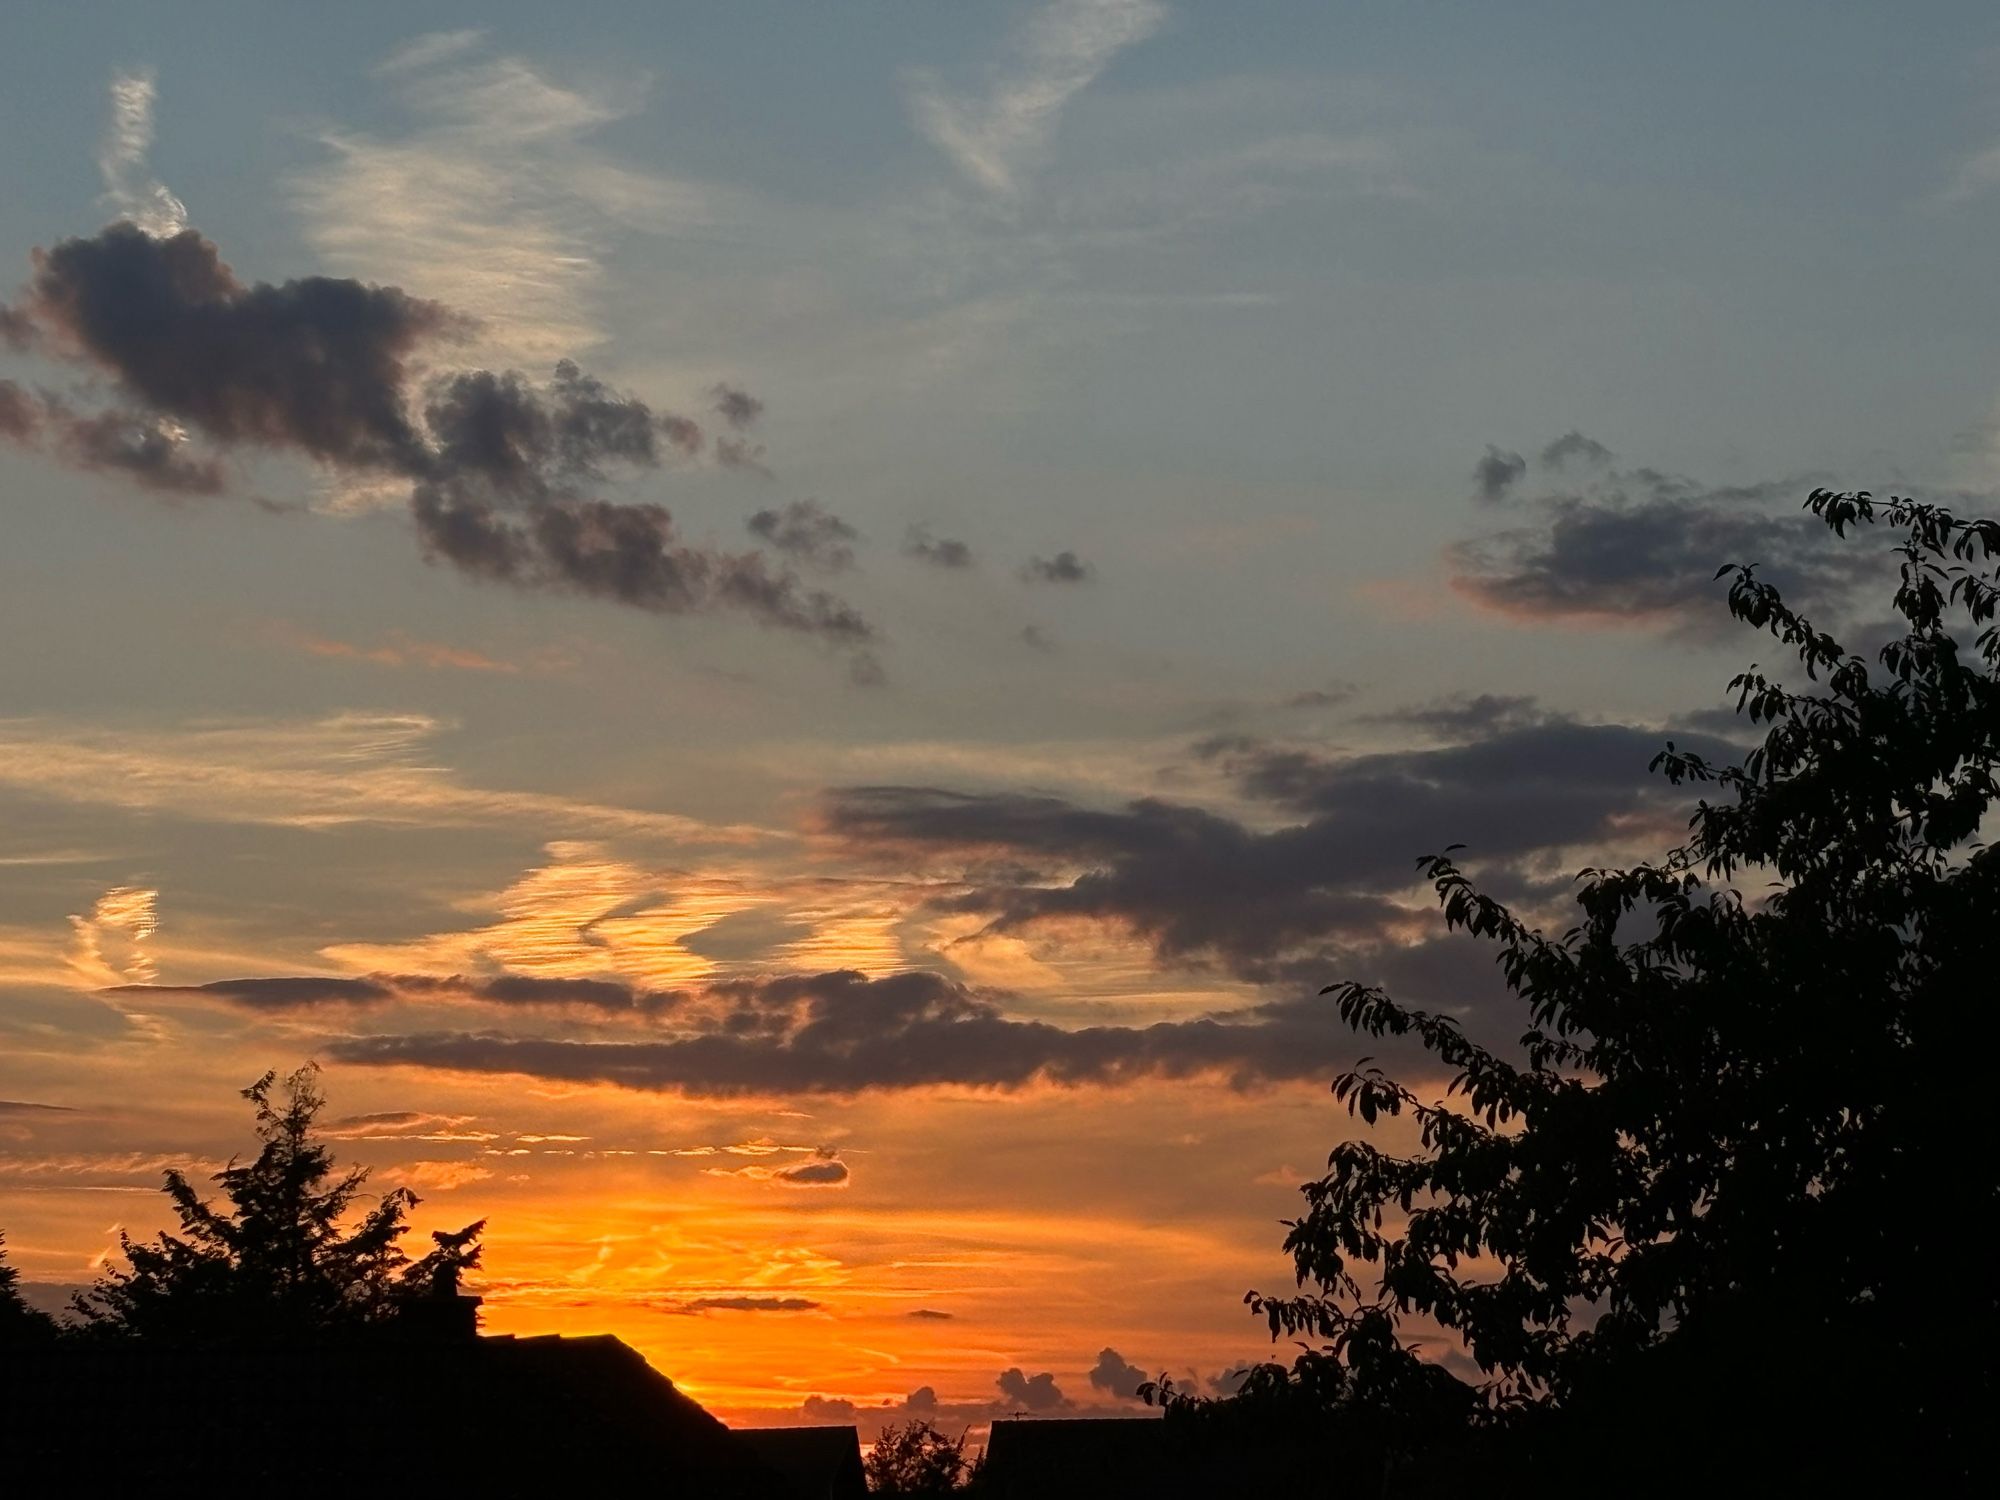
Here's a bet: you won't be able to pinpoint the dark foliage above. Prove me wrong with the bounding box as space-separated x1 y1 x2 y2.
866 1419 971 1494
1177 492 1997 1489
72 1064 483 1341
0 1231 60 1345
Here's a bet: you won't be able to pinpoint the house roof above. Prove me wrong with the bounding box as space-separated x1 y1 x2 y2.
733 1425 868 1499
0 1332 783 1493
980 1417 1180 1497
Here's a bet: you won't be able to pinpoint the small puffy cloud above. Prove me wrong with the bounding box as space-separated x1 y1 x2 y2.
773 1154 851 1186
707 1147 851 1187
1472 444 1527 503
1020 550 1094 584
708 382 765 430
1088 1347 1151 1400
714 434 772 476
996 1367 1069 1411
1539 430 1614 471
672 1295 823 1314
907 1308 955 1321
903 525 974 569
748 500 859 572
801 1395 857 1422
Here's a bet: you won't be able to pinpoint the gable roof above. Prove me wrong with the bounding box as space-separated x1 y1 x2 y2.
0 1332 781 1493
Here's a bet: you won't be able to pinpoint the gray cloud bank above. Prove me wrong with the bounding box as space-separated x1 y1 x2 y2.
110 702 1748 1098
1450 433 1879 628
826 711 1735 990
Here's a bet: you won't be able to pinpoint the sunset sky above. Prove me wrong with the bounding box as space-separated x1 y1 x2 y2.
4 0 1999 1427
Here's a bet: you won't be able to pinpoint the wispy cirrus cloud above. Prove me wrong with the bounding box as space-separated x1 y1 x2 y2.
97 67 188 236
293 36 726 368
0 715 766 844
908 0 1166 197
269 623 563 675
67 886 159 987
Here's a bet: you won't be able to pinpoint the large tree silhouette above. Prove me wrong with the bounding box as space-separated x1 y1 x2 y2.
1237 493 1997 1486
74 1064 483 1341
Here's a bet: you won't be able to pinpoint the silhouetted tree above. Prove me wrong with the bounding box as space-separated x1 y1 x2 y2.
866 1419 970 1494
73 1064 483 1341
1237 493 1998 1488
0 1231 60 1345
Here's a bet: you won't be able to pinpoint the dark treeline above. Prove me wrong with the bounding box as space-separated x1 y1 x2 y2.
5 492 1997 1495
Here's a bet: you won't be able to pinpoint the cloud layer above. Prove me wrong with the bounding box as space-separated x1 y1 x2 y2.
1449 434 1870 628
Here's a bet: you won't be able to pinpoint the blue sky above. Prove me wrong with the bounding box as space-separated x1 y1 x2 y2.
2 0 1997 1424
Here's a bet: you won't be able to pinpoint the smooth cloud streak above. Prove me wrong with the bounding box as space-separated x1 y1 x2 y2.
908 0 1166 197
97 68 188 237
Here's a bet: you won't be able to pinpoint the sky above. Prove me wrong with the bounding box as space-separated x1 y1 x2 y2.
3 0 2000 1429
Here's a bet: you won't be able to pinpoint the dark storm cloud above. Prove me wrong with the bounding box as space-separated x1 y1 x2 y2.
1089 1347 1150 1400
4 223 874 650
997 1368 1069 1411
1539 430 1614 471
708 382 765 430
903 525 974 569
1472 444 1527 503
1021 549 1095 584
748 499 859 572
1450 469 1873 627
